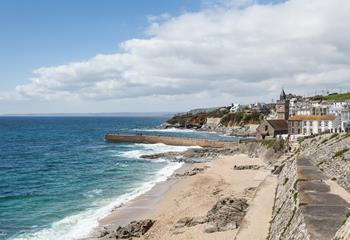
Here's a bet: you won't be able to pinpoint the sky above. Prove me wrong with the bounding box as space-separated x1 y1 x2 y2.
0 0 349 114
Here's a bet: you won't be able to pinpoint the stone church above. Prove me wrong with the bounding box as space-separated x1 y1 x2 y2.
256 89 290 140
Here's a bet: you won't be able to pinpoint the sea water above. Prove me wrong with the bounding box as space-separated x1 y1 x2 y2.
0 117 238 240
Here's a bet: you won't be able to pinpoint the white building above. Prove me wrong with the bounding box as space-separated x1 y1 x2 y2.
328 102 350 132
230 103 241 113
288 114 341 135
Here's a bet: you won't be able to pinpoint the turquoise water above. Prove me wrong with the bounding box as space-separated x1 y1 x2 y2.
0 117 237 240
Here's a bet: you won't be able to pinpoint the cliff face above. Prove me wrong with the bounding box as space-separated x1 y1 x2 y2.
164 107 264 136
165 114 207 128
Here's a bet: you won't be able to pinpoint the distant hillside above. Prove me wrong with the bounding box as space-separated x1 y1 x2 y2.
165 106 264 129
311 92 350 101
323 92 350 100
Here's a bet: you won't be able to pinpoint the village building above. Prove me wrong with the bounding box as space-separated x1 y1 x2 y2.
340 109 350 131
257 89 289 140
256 119 289 140
288 115 341 135
230 103 241 113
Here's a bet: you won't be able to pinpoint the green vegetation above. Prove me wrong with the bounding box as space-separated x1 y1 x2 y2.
342 212 350 226
166 113 207 126
166 106 265 128
320 133 339 145
219 110 262 126
333 148 350 159
329 133 339 140
311 92 350 101
206 107 229 118
273 139 286 153
283 177 289 185
323 92 350 100
262 139 276 148
262 139 286 153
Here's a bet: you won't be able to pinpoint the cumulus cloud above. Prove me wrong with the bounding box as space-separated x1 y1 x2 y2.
16 0 350 103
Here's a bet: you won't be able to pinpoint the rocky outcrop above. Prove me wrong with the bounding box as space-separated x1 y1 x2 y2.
174 197 248 233
140 147 240 163
175 166 209 177
97 219 155 239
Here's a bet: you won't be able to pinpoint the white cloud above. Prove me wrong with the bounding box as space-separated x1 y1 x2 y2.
15 0 350 105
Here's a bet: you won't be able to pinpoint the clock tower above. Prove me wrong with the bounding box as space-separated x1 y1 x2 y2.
276 89 289 120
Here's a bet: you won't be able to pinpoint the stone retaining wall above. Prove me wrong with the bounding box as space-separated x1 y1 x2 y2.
268 157 350 240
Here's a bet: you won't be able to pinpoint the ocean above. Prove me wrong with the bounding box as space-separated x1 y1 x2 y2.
0 117 238 240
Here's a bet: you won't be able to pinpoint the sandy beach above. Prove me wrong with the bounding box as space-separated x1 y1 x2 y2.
94 154 277 240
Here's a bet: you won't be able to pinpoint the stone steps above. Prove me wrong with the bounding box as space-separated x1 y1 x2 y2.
296 158 350 240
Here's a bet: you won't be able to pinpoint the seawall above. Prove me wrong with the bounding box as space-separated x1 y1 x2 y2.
268 156 350 240
104 134 240 148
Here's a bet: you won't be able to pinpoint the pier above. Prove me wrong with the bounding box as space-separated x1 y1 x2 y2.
104 134 241 148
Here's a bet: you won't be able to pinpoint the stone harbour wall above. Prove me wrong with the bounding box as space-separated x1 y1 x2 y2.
105 134 240 148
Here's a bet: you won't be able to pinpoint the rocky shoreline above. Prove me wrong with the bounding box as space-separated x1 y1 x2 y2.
158 120 258 137
140 147 240 163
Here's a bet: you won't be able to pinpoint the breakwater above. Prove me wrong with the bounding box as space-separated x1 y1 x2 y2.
104 134 240 148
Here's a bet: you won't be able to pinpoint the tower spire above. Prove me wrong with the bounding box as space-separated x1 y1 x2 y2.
280 88 286 101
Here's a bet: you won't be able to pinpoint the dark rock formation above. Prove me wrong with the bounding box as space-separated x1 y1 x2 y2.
175 167 209 177
98 219 155 239
174 197 248 233
140 147 239 163
204 197 248 233
233 165 261 170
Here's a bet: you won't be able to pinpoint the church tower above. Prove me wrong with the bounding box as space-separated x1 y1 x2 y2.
276 89 290 120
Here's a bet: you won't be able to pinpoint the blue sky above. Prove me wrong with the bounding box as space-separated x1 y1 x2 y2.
0 0 349 114
0 0 202 90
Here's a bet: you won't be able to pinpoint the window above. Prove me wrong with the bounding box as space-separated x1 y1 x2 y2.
265 125 268 131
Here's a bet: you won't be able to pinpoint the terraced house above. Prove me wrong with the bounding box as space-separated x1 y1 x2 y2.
288 115 341 135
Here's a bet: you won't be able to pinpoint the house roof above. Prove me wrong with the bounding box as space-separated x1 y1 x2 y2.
266 119 288 130
288 115 336 121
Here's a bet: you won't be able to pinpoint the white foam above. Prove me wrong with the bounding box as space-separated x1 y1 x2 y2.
13 161 183 240
83 189 103 199
118 143 201 159
133 127 196 133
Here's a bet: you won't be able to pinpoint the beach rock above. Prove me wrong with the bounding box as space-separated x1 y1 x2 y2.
174 197 248 233
205 197 248 232
140 147 239 163
175 167 209 177
174 217 193 228
203 223 218 233
233 165 261 170
99 219 155 239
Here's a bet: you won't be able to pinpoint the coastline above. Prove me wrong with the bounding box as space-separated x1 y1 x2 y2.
89 153 277 240
84 163 193 239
